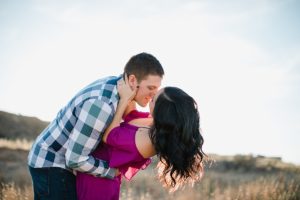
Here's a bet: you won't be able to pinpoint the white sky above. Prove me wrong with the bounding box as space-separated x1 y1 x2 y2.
1 0 299 164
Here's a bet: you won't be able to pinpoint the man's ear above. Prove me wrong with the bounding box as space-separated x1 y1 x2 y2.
128 74 137 89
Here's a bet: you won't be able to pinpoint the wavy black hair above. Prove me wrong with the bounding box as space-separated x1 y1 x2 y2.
149 87 205 191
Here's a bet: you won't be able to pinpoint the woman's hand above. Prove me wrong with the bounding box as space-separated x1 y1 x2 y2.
103 75 137 143
117 74 136 102
115 169 121 177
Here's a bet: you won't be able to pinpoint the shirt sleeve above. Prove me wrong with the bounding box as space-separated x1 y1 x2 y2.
65 98 116 179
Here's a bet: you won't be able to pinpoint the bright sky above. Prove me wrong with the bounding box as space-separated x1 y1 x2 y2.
1 0 299 164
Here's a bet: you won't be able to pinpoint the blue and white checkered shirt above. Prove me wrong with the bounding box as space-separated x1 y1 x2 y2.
28 76 121 179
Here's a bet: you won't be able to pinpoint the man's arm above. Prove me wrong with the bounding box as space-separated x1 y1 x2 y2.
65 98 116 179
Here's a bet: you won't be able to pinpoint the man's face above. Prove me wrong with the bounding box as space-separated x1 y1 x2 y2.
149 88 164 115
132 75 162 107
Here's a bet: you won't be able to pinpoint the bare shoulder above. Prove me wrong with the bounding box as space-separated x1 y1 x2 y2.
135 127 155 158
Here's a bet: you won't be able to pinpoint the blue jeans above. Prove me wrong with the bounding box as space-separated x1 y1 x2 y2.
29 166 77 200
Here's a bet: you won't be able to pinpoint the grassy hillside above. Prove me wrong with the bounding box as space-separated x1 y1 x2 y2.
0 111 299 199
0 111 49 140
0 141 299 199
0 147 31 186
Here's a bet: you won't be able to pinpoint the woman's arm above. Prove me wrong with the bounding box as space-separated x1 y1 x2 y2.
102 77 136 143
102 99 128 143
128 118 153 127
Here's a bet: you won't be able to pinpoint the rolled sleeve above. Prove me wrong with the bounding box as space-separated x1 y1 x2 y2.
65 98 116 178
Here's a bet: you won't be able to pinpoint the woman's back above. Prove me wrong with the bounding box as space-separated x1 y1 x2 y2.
76 110 152 200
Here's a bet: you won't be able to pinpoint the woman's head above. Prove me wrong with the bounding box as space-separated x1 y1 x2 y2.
149 87 205 191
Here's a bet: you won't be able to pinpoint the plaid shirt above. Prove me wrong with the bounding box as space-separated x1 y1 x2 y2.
28 76 121 179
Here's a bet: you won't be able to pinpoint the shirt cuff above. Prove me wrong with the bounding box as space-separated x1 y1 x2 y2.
98 168 117 179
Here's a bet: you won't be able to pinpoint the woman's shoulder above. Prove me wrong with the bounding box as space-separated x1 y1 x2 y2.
135 127 155 159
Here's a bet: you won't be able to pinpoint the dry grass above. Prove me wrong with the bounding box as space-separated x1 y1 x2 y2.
119 170 300 200
0 140 299 200
0 138 32 151
1 172 299 200
0 183 33 200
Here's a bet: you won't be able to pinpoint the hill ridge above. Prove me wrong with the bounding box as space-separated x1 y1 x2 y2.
0 110 49 140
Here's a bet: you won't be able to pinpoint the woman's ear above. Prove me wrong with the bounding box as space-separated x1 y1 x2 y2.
128 74 137 89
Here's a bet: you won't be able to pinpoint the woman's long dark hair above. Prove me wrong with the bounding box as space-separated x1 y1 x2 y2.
149 87 205 191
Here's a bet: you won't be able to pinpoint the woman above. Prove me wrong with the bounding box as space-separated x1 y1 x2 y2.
76 79 205 200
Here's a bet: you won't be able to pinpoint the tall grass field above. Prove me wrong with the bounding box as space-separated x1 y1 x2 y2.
1 139 299 200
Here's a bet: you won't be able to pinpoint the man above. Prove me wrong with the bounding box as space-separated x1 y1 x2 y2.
28 52 164 199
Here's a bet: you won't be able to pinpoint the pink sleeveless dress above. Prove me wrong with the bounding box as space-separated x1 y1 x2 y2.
76 110 151 200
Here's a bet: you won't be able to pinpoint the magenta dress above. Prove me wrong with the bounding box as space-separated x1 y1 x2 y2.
76 110 151 200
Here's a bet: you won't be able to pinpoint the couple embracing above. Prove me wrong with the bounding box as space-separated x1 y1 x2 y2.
28 52 205 200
